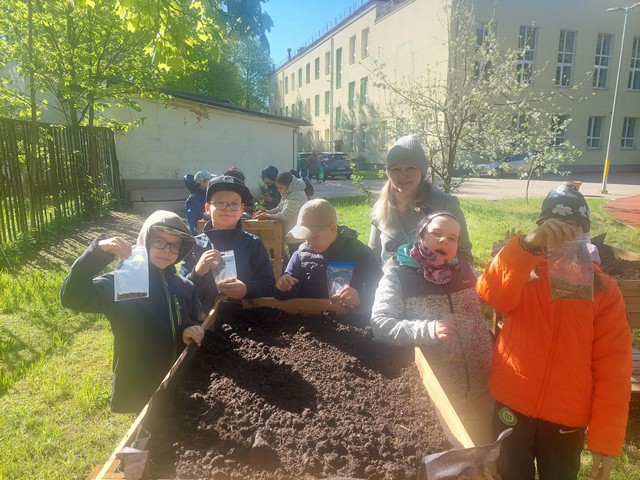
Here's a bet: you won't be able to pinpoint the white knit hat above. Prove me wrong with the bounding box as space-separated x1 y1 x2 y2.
386 135 428 175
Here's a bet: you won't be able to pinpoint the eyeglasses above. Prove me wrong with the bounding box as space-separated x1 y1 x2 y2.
208 201 243 211
150 237 181 254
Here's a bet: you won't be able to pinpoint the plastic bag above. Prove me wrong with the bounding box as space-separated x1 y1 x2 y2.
114 245 149 301
326 262 355 302
547 234 594 301
214 250 237 287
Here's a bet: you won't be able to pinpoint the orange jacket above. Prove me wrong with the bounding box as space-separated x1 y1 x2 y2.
476 235 631 456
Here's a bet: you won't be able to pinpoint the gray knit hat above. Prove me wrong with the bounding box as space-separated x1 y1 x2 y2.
386 135 428 175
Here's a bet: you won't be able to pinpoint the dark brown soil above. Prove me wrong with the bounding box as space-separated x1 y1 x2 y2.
145 307 449 480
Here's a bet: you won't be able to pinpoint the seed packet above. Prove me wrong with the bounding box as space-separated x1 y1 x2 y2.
214 250 238 288
194 234 209 249
547 234 594 301
114 245 149 301
326 262 355 303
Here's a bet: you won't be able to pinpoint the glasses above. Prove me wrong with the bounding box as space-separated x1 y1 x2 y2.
208 201 243 211
150 237 181 254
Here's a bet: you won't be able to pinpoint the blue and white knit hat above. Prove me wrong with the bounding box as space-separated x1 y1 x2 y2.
537 184 590 232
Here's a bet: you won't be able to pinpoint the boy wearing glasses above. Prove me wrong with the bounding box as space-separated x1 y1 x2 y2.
60 210 205 413
181 175 275 312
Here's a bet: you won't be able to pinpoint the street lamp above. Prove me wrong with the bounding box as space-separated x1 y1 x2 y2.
601 2 640 194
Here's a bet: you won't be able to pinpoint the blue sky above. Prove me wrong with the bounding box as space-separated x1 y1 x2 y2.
264 0 363 65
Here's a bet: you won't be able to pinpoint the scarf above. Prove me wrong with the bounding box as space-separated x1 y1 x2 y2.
409 241 453 285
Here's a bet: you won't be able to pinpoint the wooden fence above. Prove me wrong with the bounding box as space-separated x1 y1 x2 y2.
0 118 122 245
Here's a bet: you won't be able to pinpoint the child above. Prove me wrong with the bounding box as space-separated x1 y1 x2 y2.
60 210 205 413
181 175 275 312
476 184 631 479
370 211 494 447
184 170 213 235
253 171 308 254
274 198 382 313
257 165 281 209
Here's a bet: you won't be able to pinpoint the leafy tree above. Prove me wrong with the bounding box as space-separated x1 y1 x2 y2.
372 2 584 194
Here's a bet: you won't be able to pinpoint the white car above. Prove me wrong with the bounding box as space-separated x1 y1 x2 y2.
477 152 534 177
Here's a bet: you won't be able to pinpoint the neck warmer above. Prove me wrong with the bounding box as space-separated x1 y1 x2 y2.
409 241 453 285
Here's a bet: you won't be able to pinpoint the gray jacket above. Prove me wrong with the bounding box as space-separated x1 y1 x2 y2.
267 176 307 237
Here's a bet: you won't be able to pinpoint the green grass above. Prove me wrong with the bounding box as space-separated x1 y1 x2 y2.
0 198 637 479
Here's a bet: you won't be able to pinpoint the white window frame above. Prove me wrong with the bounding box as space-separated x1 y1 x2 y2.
306 63 310 84
325 51 331 76
349 35 356 64
348 81 356 109
335 106 342 130
359 125 367 151
335 48 343 88
621 117 638 148
315 57 320 80
359 77 368 105
517 26 536 83
556 30 576 87
586 116 604 148
314 94 320 117
629 36 640 90
593 34 612 89
298 67 302 88
324 91 330 114
361 28 369 58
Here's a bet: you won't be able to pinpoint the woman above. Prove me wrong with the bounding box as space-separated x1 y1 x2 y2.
370 211 494 446
369 135 472 265
180 175 275 312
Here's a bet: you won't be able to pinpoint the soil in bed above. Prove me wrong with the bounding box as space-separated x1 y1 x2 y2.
145 307 450 480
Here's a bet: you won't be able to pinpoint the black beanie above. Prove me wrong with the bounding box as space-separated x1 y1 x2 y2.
261 165 279 181
537 184 591 232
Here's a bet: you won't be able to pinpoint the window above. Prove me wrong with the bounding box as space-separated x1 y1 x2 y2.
349 36 356 64
315 57 320 80
314 95 320 117
325 51 331 75
360 125 367 151
306 63 310 84
335 106 342 130
284 76 289 94
556 30 576 87
512 113 528 134
305 98 310 119
361 28 370 58
586 116 604 148
517 26 536 83
348 81 356 109
324 91 330 114
593 34 612 89
350 128 356 151
324 129 330 145
629 36 640 90
298 101 303 118
621 117 638 148
378 120 388 150
475 21 492 79
298 68 302 87
285 105 289 116
335 48 343 88
551 115 569 146
360 77 368 105
291 73 295 91
291 104 295 116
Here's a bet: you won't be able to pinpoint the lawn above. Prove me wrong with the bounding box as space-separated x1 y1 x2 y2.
0 197 638 479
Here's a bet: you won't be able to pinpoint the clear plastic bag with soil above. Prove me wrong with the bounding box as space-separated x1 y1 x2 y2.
214 250 238 287
326 262 355 303
144 307 450 480
547 234 594 301
114 245 149 301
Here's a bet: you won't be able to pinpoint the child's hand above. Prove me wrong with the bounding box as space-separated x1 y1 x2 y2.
254 212 269 220
276 274 298 292
98 236 132 260
524 218 578 248
590 452 614 479
183 325 205 346
435 319 457 340
194 249 221 276
217 279 247 299
337 286 360 308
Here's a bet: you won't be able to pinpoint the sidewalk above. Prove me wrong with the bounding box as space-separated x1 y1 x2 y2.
605 195 640 228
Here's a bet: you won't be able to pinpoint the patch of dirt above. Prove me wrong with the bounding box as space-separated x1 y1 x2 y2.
145 307 449 480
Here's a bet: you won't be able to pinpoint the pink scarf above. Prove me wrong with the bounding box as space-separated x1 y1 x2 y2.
409 242 453 285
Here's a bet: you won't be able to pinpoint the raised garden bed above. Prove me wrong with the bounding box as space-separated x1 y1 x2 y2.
142 307 449 479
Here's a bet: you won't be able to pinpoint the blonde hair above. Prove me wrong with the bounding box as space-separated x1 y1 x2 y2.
372 178 431 227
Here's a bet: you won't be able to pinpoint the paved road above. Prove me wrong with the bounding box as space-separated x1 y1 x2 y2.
313 171 640 201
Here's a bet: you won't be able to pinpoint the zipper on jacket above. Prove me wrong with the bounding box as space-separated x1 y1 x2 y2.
160 270 178 362
173 297 183 327
448 293 471 397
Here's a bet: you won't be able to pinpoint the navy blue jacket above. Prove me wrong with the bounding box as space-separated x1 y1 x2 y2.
184 174 207 235
60 232 201 413
181 223 276 312
274 227 382 312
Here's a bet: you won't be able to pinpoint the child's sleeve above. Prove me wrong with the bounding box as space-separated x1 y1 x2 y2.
353 243 383 312
243 237 276 298
368 223 382 264
273 251 304 299
370 268 438 345
60 235 117 315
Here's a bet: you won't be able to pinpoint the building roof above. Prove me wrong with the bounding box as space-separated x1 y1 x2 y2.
164 90 311 127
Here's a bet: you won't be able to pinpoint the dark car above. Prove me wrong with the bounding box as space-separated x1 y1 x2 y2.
321 152 352 179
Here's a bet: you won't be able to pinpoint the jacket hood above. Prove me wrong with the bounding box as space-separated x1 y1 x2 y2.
184 173 202 195
285 176 307 194
396 242 420 268
337 225 359 239
137 210 195 264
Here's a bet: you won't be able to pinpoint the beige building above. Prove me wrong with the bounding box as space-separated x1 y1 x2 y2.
270 0 640 172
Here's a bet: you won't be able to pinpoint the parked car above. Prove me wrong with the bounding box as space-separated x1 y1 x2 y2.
321 152 352 179
477 152 535 177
